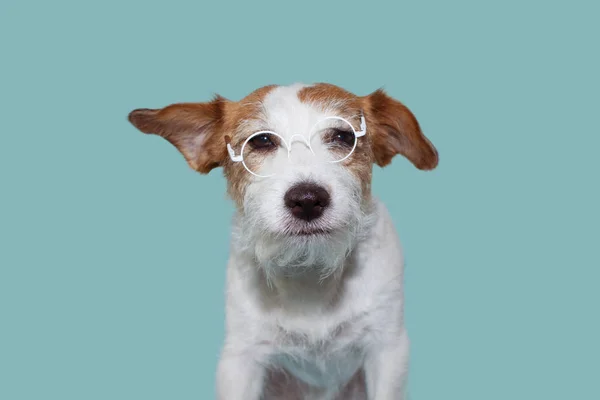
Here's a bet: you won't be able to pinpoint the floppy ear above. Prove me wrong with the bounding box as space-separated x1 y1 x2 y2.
128 95 228 173
363 89 438 170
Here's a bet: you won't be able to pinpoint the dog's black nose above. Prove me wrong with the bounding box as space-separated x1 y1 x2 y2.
284 183 330 222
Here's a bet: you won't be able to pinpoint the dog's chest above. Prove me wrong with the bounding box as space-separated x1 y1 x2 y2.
268 311 370 388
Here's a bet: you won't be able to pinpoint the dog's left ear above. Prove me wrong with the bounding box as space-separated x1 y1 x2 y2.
363 89 438 170
128 96 228 173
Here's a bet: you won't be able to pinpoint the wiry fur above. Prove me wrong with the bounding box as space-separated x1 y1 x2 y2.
235 164 372 284
127 82 438 400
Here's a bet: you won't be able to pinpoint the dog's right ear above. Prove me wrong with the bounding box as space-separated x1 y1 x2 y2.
128 96 228 173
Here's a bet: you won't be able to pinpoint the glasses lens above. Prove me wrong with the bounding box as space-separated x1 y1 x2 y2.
309 118 357 162
241 132 283 176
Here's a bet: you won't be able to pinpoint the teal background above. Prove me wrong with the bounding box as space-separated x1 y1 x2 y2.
1 0 598 399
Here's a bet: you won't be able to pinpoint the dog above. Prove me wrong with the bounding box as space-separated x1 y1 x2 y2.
128 82 438 399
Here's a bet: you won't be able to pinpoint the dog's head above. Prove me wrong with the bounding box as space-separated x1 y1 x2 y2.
129 83 437 276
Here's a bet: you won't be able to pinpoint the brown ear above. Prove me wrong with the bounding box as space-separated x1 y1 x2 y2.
128 95 228 173
363 89 438 170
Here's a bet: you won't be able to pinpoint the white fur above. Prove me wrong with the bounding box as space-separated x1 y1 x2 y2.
217 84 410 399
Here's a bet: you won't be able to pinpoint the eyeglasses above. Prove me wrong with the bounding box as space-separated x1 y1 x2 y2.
226 113 367 177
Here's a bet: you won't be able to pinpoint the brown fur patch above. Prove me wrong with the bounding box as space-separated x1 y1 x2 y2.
361 89 438 170
128 96 228 173
299 83 438 171
221 85 278 207
128 85 278 207
298 83 361 109
299 83 374 196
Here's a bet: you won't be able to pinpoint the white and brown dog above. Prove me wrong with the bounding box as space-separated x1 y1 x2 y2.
128 83 438 400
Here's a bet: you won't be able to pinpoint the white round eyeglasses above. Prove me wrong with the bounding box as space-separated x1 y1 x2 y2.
225 114 367 178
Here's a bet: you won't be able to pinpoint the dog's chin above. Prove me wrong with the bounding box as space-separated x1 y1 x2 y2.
232 207 375 282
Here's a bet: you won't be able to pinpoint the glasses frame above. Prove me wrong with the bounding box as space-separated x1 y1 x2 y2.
226 113 367 178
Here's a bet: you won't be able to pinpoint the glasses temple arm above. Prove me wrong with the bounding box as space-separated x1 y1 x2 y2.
356 113 367 137
225 135 243 162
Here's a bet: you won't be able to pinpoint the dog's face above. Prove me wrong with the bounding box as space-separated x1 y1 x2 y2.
129 83 437 275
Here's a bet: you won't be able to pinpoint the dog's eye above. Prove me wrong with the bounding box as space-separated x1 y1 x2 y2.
249 134 275 150
331 129 355 147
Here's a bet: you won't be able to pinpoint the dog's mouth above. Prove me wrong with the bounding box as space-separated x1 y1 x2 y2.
285 226 333 237
296 228 332 236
